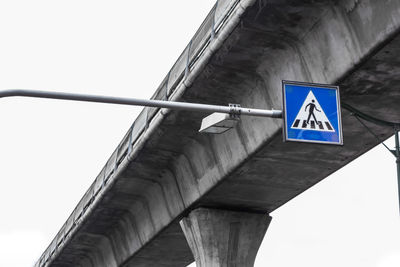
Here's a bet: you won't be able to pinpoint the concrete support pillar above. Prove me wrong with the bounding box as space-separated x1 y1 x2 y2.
180 208 272 267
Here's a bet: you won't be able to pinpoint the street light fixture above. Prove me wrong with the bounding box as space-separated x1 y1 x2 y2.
199 112 240 134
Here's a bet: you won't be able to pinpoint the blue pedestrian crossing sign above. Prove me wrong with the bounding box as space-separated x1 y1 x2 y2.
282 80 343 145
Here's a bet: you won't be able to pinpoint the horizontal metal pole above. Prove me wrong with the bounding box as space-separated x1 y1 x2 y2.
0 89 282 118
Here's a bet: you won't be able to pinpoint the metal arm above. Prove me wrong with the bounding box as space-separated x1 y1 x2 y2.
343 102 400 214
0 89 282 118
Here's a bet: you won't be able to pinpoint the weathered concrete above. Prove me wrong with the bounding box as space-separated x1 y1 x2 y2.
180 208 271 267
37 0 400 266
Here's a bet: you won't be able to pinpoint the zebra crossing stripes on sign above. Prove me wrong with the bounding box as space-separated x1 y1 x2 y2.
282 80 343 145
290 91 335 132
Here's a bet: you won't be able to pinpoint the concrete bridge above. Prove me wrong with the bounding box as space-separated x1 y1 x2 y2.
36 0 400 266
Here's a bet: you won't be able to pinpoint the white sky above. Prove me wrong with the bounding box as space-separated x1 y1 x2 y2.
0 1 398 267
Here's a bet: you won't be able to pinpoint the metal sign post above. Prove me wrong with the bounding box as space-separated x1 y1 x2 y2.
394 130 400 213
0 89 282 119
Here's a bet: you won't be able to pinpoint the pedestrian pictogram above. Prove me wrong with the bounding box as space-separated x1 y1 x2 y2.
282 80 343 145
290 90 335 132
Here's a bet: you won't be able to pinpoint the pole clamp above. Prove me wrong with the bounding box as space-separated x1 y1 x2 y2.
229 103 241 118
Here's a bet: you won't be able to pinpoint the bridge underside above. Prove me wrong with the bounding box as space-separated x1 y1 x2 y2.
48 1 400 266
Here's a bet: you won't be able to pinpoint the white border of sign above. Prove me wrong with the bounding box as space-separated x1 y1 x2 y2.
282 80 343 145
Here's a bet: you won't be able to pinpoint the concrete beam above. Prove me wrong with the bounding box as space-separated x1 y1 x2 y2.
38 0 400 266
180 208 272 267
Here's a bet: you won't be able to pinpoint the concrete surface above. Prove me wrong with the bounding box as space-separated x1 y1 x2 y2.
37 0 400 266
180 208 271 267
